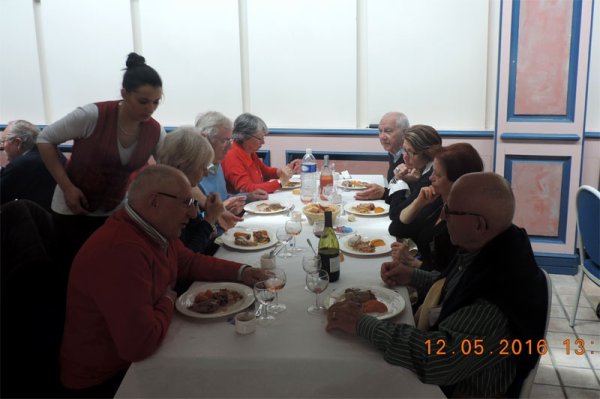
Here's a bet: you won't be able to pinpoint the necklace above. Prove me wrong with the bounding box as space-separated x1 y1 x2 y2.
118 123 139 137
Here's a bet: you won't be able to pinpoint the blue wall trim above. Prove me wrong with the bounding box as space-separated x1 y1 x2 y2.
586 132 600 138
507 0 582 122
500 133 581 141
535 252 579 275
504 155 571 244
285 150 389 163
268 128 494 138
256 150 270 166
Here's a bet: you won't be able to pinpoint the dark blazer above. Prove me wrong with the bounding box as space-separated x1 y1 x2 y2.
387 168 434 236
0 147 65 210
383 153 404 203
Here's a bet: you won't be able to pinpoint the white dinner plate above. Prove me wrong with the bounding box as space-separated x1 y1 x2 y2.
344 201 390 216
244 200 292 214
280 181 301 190
336 180 370 191
221 227 277 251
176 282 255 319
338 234 394 256
325 285 405 320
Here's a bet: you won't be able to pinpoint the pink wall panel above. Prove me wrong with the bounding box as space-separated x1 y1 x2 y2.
514 0 572 115
512 161 562 236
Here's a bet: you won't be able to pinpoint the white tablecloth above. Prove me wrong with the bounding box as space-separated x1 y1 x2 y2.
116 175 443 398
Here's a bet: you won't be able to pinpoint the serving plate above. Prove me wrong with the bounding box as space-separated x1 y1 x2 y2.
244 200 293 214
176 282 255 319
338 234 394 256
344 201 390 216
221 227 277 251
336 180 369 190
325 285 405 320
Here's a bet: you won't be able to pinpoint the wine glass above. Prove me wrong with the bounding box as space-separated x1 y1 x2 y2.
276 227 293 258
306 270 329 315
253 281 276 326
265 268 287 313
322 185 344 216
285 219 303 254
302 255 321 291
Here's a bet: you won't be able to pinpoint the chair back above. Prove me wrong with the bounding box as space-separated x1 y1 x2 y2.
576 185 600 266
519 269 552 398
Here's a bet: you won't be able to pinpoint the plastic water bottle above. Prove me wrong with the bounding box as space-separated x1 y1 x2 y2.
301 148 317 204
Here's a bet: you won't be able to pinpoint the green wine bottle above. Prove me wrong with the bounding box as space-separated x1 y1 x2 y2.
318 210 340 282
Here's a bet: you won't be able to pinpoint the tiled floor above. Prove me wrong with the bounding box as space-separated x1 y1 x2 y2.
530 271 600 398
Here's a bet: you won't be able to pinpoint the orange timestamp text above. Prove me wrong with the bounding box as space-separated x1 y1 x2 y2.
425 338 594 356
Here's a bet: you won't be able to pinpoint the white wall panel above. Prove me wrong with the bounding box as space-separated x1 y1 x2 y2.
0 0 45 123
39 0 132 122
585 0 599 132
139 0 242 126
247 0 357 128
366 0 489 130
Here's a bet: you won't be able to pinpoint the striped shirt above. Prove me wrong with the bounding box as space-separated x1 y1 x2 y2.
357 252 517 397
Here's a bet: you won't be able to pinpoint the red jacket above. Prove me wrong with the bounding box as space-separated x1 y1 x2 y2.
66 101 160 211
60 208 244 389
221 142 280 193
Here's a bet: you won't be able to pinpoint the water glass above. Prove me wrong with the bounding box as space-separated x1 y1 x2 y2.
306 270 329 315
276 227 293 258
253 281 276 326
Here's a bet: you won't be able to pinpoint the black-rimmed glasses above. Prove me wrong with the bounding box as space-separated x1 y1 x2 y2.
442 203 483 218
249 134 265 143
157 192 200 210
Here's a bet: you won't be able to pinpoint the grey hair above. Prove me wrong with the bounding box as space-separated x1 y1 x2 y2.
403 124 442 161
382 112 410 132
157 125 214 177
194 111 232 139
5 120 40 152
232 113 268 144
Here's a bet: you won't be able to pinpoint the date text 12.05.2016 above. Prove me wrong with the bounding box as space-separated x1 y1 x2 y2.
425 338 595 356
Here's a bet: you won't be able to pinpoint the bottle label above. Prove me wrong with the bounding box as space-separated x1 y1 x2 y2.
320 252 340 273
302 164 317 173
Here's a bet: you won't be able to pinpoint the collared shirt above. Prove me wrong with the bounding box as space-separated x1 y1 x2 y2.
391 148 404 164
125 201 168 250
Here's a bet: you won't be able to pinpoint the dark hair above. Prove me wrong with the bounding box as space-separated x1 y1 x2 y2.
435 143 484 182
403 124 442 161
232 113 268 144
122 52 162 92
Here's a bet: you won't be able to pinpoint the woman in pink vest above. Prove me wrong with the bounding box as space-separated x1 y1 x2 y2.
37 52 166 274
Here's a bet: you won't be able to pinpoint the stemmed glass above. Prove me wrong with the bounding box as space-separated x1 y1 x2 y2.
285 219 303 254
276 227 293 258
302 255 321 291
306 270 329 315
265 268 287 313
322 185 344 216
253 281 276 326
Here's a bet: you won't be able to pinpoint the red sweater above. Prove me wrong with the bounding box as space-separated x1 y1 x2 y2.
221 142 280 193
67 101 161 211
60 208 244 389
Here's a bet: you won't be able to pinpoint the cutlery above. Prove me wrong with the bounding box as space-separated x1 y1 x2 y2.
306 239 317 255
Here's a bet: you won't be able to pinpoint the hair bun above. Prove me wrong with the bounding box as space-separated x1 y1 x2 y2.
125 52 146 69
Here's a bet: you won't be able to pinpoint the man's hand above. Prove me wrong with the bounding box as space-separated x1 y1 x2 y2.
390 241 415 264
326 301 363 335
354 183 384 200
380 261 415 287
223 196 246 214
217 210 242 231
241 267 269 287
247 189 268 201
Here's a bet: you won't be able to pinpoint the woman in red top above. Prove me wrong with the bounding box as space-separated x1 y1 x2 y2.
221 113 300 194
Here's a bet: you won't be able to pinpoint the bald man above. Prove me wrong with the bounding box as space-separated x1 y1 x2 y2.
327 172 548 397
60 165 267 396
355 112 409 201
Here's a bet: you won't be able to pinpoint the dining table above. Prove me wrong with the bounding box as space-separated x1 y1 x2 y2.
115 174 444 398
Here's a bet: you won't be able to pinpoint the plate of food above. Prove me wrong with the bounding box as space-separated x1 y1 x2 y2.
325 285 405 320
344 201 389 216
339 234 394 256
337 180 370 190
221 227 277 250
244 200 292 214
176 282 255 319
280 180 301 190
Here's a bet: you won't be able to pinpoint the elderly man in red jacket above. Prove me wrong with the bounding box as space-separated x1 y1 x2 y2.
60 165 266 397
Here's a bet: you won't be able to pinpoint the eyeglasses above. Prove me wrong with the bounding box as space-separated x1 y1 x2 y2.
217 137 233 145
249 134 265 143
0 136 15 146
443 203 487 228
157 192 200 210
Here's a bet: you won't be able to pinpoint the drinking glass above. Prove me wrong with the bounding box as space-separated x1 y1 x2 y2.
253 281 276 326
285 219 303 254
322 185 344 216
265 268 287 313
306 270 329 315
276 227 293 258
302 255 321 291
